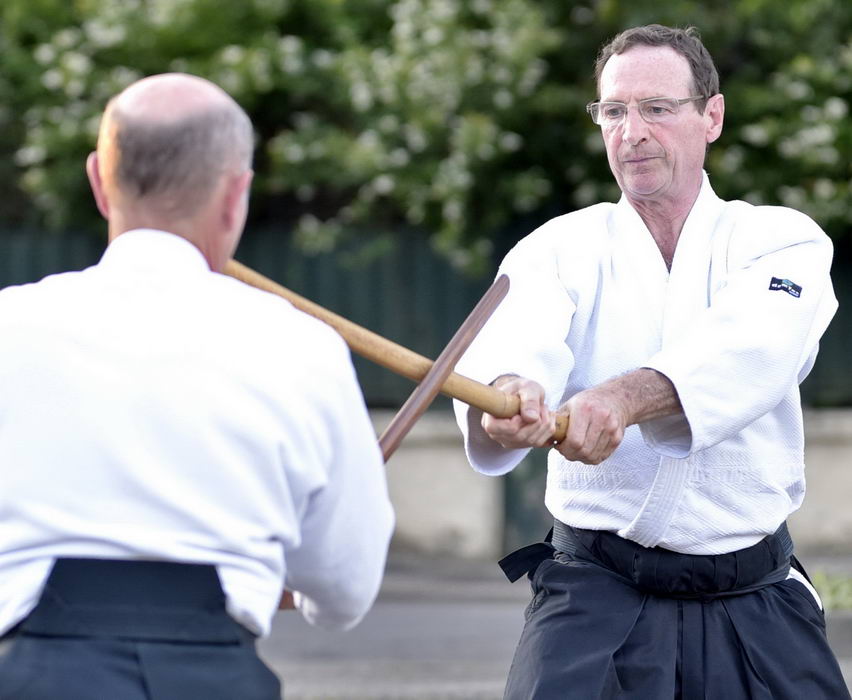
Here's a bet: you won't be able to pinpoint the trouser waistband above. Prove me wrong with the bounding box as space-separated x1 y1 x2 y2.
15 558 254 644
552 520 794 599
500 522 795 600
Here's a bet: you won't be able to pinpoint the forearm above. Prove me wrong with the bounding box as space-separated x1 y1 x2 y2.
599 368 682 427
556 368 682 465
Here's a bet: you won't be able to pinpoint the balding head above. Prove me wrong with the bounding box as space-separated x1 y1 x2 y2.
97 73 253 218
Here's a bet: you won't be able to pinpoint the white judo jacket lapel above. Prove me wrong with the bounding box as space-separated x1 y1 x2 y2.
618 176 737 548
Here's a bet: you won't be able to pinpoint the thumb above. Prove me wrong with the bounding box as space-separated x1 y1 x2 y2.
517 386 545 423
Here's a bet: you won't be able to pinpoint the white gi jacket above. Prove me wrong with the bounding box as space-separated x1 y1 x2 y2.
454 174 837 555
0 230 394 636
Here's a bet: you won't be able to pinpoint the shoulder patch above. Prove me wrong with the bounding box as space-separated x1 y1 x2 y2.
769 277 802 298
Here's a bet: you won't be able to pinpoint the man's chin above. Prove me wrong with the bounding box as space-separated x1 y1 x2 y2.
622 176 667 200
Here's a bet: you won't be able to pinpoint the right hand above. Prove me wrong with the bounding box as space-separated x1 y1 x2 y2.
481 376 555 449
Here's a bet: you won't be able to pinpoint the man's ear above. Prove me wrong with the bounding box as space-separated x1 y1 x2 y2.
221 169 254 232
705 93 725 145
86 152 111 220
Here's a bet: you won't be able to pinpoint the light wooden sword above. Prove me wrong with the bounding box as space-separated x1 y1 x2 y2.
224 259 569 449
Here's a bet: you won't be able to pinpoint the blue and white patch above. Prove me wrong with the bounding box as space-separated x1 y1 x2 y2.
769 277 802 298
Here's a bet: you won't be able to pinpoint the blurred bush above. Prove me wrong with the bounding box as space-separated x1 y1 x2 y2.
0 0 849 273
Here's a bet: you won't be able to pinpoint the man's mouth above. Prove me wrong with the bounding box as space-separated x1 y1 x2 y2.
622 155 659 164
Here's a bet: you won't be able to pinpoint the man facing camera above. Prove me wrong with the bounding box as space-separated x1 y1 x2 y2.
455 25 848 699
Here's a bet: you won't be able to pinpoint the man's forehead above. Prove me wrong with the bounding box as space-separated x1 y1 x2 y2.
599 45 693 100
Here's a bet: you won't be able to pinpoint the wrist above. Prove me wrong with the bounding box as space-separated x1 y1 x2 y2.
603 369 680 425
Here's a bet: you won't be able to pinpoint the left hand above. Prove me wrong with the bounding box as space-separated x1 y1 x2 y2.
554 386 629 464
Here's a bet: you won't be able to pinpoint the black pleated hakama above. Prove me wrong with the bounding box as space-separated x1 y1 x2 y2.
501 523 850 699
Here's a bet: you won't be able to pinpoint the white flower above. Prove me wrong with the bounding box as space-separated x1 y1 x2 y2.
62 52 92 76
741 124 770 146
311 49 334 69
388 148 411 167
785 81 811 100
282 143 305 163
83 19 125 48
493 89 513 109
34 45 56 65
423 27 444 46
378 115 400 133
443 199 463 222
351 83 373 111
41 69 64 91
824 97 848 120
221 46 245 65
54 28 81 49
15 145 47 167
373 174 395 194
499 132 522 152
813 178 836 199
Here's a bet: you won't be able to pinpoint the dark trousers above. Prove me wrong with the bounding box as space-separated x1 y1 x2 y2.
501 522 851 700
0 559 282 700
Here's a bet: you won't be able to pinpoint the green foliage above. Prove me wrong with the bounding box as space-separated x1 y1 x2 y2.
0 0 850 273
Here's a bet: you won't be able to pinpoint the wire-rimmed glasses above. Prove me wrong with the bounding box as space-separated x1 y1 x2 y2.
586 96 707 127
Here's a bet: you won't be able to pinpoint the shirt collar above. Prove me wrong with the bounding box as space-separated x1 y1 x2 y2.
680 171 725 232
99 229 211 276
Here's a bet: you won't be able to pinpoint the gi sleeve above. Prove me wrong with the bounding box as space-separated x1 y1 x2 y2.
642 206 838 456
285 334 394 631
453 228 576 475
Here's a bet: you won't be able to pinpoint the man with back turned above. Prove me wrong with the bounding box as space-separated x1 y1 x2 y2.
454 24 849 699
0 73 394 699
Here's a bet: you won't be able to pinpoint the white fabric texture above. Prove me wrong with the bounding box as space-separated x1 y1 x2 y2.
0 229 394 636
454 174 837 555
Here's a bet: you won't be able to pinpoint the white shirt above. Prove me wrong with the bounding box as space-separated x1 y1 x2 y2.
454 175 837 555
0 229 394 636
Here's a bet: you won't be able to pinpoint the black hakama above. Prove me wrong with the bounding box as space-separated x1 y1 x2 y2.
501 522 850 699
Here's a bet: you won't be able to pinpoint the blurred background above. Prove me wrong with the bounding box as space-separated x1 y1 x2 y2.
1 0 851 561
4 2 852 695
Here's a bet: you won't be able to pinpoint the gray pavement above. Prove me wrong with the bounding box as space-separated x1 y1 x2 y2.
259 551 852 699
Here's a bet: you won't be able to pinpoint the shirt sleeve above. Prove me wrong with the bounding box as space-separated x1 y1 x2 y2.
285 335 394 631
642 206 838 456
453 229 577 474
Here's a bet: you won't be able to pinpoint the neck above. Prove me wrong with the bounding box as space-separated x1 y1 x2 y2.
107 210 214 270
626 178 703 271
630 202 687 270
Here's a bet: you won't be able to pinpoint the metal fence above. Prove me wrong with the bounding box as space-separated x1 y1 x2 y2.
0 228 490 409
0 227 849 408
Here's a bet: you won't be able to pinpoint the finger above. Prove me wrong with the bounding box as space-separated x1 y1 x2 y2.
562 404 591 455
486 415 541 448
584 412 626 463
597 423 625 463
516 386 545 423
528 412 557 448
485 411 553 450
586 427 612 465
482 413 522 437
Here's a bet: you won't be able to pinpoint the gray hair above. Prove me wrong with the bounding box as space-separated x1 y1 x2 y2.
106 102 253 217
594 24 720 113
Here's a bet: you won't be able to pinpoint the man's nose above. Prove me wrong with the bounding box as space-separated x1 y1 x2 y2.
621 107 649 146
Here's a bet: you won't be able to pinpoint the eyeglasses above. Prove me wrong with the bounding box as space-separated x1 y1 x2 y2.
586 96 707 127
